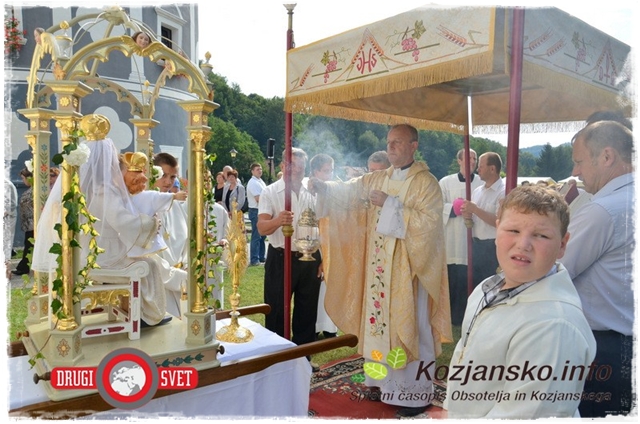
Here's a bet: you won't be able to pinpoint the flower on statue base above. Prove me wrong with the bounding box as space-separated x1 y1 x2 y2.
64 142 91 167
24 159 33 172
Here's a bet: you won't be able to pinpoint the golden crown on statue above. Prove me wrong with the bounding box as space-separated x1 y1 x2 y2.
122 151 148 172
79 114 111 141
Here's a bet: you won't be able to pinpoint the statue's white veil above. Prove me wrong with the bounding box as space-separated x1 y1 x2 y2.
31 138 139 271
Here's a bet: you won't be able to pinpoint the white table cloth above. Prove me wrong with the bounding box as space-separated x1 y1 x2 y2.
9 318 312 418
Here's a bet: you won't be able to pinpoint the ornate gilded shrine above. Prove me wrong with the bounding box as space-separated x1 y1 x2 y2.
17 6 223 397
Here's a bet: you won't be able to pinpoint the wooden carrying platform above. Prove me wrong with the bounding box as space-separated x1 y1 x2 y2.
9 304 359 419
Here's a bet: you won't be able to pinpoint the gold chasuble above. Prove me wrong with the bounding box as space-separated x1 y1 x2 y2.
321 162 452 364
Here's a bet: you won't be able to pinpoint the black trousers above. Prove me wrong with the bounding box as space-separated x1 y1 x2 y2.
263 245 321 346
471 237 499 288
15 230 34 273
447 264 469 326
579 330 633 417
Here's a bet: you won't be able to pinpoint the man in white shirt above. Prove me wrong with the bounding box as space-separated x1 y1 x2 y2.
257 148 322 347
461 152 505 288
246 163 267 266
438 148 482 325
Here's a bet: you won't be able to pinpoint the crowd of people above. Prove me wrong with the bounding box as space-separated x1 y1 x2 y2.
4 109 634 418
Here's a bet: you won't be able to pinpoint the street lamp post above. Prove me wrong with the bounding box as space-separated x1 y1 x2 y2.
230 148 238 168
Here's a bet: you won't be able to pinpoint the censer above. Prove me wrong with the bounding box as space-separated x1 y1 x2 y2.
293 207 320 261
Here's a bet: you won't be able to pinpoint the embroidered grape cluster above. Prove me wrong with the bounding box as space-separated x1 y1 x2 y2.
401 37 420 62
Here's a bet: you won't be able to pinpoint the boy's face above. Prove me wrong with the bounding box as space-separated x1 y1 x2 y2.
154 163 178 192
496 208 569 289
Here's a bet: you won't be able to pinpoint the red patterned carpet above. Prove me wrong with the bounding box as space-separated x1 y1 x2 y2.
308 355 446 419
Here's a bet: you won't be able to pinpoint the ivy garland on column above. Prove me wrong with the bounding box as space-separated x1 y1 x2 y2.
48 128 104 319
192 152 224 309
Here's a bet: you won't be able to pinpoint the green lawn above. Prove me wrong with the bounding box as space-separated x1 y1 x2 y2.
8 265 461 368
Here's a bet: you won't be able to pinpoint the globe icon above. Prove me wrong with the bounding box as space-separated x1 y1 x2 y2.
109 361 146 396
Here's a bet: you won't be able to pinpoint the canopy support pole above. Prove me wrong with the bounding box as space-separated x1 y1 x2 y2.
506 7 525 194
282 3 297 340
464 96 474 295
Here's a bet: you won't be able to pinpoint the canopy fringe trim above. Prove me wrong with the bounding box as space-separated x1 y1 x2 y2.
286 51 495 113
288 102 464 134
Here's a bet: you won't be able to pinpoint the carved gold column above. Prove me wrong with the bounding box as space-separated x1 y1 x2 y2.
17 108 54 323
178 99 218 345
47 82 92 342
130 117 159 174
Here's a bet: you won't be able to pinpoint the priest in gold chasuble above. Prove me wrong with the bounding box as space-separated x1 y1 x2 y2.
311 124 452 414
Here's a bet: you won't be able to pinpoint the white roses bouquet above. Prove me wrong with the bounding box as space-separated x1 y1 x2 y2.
64 142 91 167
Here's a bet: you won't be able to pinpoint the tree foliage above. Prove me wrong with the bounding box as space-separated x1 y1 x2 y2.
534 143 574 181
205 117 264 182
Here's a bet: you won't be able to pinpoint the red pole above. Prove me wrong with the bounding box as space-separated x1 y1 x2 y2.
464 97 474 295
282 4 296 340
506 7 525 194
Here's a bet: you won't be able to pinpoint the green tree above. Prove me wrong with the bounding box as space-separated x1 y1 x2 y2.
208 73 285 162
517 151 537 177
419 131 464 180
534 144 573 181
205 117 265 182
534 144 556 178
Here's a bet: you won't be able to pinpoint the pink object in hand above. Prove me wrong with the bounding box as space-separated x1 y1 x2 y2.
453 198 464 216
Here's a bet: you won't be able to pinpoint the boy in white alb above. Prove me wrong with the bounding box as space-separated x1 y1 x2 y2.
445 185 596 419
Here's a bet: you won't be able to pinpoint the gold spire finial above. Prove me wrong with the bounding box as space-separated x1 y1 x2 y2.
79 114 111 141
